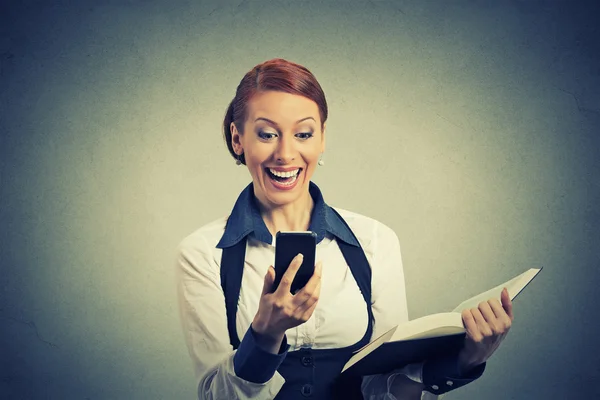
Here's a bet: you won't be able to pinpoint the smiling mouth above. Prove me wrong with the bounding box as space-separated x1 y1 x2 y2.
265 168 302 185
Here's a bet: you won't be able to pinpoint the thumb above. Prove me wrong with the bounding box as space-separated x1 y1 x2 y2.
261 266 275 296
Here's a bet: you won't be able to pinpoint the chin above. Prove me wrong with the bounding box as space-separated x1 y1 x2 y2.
261 174 308 204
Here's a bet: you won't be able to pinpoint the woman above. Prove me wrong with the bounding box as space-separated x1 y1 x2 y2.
175 58 514 399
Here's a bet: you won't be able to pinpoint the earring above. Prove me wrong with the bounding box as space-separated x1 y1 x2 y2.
235 153 242 165
318 154 325 166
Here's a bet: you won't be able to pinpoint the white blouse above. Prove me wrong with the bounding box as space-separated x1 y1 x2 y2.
175 206 442 400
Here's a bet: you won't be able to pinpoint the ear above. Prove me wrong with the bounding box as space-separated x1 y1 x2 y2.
230 122 243 155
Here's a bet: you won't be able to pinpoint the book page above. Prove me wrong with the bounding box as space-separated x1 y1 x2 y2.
344 325 398 371
452 267 542 312
343 313 465 374
352 325 397 354
390 312 464 341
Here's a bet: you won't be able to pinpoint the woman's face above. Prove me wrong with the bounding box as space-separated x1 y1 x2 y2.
231 90 326 209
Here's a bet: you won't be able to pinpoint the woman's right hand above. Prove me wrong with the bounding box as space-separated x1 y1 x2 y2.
251 254 323 353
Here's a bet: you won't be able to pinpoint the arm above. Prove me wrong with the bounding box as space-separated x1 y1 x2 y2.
175 235 288 399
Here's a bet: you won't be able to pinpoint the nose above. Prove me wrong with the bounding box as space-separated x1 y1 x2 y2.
274 134 296 163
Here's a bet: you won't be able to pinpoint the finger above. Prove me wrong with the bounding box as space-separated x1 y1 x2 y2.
276 253 304 294
299 282 321 321
487 298 504 319
478 301 497 324
479 300 504 335
292 261 322 305
261 266 276 296
489 298 512 331
471 307 493 337
300 298 319 322
501 287 514 321
461 309 482 342
296 277 322 311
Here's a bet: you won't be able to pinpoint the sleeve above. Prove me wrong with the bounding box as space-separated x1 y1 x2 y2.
174 235 289 399
421 355 486 395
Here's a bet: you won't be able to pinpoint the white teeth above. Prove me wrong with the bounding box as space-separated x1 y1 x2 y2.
269 168 300 178
274 173 299 186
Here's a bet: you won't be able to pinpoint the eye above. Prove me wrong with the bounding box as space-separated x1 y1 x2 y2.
296 132 313 140
258 131 277 140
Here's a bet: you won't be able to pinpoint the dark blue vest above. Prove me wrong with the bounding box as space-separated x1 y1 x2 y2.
220 209 373 399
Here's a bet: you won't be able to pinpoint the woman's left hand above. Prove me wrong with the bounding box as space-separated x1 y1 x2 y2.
457 287 514 374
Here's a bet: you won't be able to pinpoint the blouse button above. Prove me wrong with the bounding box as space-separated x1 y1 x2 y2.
431 385 439 390
301 356 314 366
301 384 313 397
446 380 454 386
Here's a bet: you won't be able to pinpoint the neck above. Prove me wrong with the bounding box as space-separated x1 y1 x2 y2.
256 189 314 236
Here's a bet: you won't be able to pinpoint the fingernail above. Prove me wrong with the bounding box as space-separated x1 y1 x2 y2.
296 253 304 260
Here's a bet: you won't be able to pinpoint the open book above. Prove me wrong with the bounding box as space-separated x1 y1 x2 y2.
341 267 542 376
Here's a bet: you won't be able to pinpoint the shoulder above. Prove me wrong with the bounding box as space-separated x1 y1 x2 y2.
329 206 400 251
176 215 229 257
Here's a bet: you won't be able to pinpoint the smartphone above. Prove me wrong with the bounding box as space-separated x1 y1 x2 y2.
272 231 317 294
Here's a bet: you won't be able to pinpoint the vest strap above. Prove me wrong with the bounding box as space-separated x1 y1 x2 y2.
220 238 246 349
329 208 373 307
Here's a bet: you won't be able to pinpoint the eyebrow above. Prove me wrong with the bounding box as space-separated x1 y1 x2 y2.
254 117 315 126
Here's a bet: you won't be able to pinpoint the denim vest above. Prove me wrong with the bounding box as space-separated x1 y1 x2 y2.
220 209 373 399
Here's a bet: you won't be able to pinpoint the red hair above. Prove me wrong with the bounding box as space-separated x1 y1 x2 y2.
222 58 328 165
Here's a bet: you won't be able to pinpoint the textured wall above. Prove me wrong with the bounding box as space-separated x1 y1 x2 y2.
1 0 599 399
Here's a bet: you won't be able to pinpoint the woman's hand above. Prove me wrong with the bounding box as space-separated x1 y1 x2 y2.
251 254 323 353
457 287 514 374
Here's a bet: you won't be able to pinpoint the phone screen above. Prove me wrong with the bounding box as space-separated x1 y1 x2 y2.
272 231 317 294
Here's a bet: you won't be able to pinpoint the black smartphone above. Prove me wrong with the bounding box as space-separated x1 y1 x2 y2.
272 231 317 294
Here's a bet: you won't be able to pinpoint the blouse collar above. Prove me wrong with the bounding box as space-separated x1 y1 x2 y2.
216 181 359 248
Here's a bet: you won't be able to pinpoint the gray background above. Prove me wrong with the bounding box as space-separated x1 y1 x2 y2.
1 0 599 399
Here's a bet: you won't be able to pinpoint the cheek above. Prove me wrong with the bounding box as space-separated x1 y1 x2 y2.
244 152 267 178
307 149 322 164
242 147 259 165
304 158 319 175
246 143 272 163
247 161 263 177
